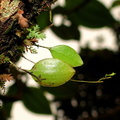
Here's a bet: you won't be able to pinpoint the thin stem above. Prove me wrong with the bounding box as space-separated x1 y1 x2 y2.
34 44 51 50
9 61 30 74
49 10 52 22
70 79 103 83
98 77 112 81
70 73 115 83
40 23 53 33
9 61 41 82
22 55 35 64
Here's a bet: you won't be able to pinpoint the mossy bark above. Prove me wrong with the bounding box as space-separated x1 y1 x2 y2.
0 0 55 74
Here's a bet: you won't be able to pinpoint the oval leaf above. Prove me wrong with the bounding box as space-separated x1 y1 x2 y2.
50 45 83 67
22 87 51 114
30 58 75 87
66 0 116 28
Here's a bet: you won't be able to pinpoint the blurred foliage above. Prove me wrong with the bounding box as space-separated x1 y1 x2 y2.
1 0 120 120
37 0 116 40
22 87 51 114
111 0 120 8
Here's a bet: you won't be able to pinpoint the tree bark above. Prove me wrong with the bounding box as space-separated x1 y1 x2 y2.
0 0 55 74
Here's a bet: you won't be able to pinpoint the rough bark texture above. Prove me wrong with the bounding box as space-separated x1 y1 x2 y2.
0 0 55 74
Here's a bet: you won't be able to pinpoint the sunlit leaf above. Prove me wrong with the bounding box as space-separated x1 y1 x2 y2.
50 45 83 67
30 58 75 87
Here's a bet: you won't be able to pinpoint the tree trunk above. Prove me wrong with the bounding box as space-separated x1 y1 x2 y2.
0 0 55 74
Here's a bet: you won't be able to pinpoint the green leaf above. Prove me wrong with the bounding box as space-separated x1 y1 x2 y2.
1 102 13 119
41 81 78 99
27 25 46 40
105 72 116 77
22 87 51 114
69 0 115 28
30 58 75 87
51 24 80 40
1 82 20 119
66 0 116 28
50 45 83 67
36 12 50 30
65 0 84 10
110 0 120 8
7 83 19 96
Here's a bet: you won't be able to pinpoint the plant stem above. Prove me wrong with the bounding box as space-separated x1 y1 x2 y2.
70 79 103 83
40 23 53 33
9 61 41 82
22 55 35 64
34 44 51 50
